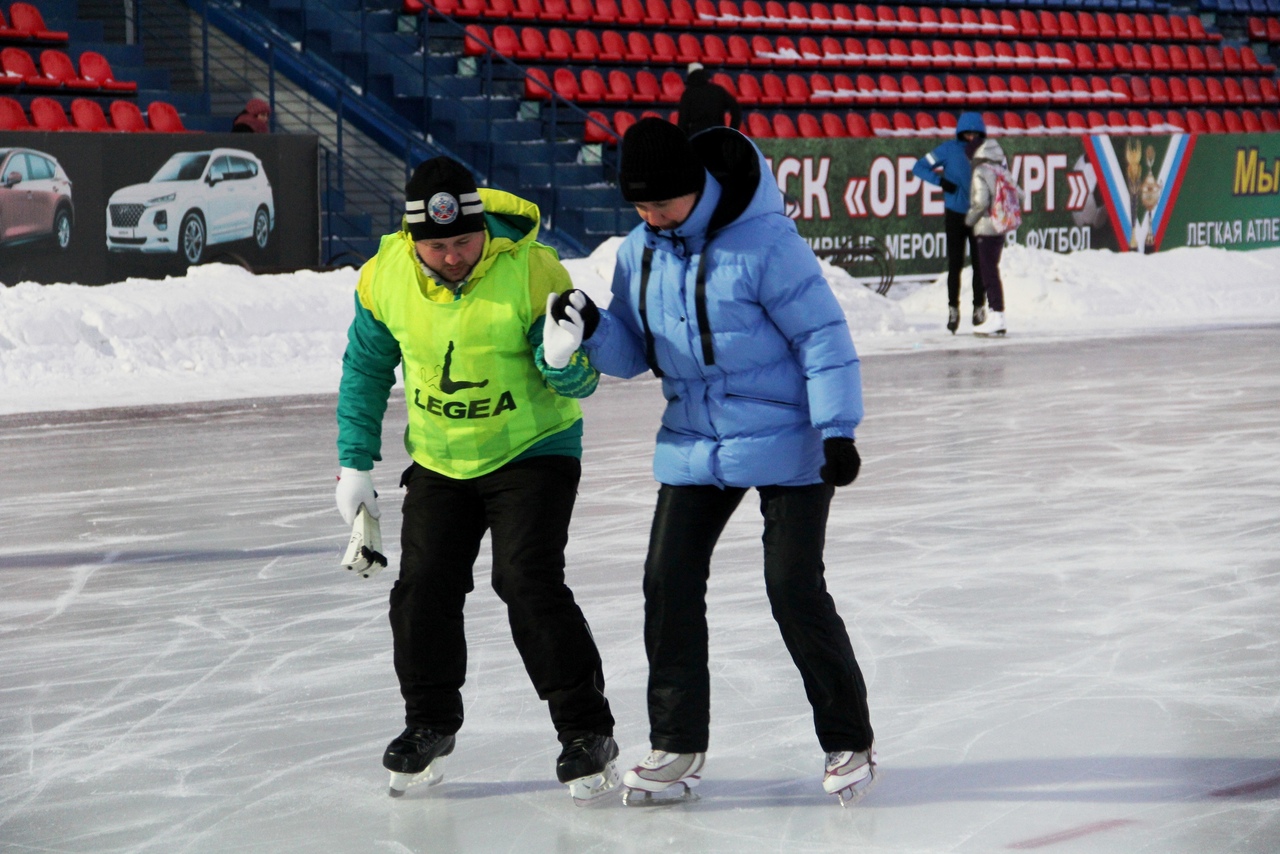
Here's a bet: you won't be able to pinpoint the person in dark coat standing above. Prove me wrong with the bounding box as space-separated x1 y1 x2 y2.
676 62 741 137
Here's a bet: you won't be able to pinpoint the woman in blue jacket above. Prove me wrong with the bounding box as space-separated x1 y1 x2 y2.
560 119 875 805
912 111 988 333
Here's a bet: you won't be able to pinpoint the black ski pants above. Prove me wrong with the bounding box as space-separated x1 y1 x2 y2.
974 235 1006 312
391 456 614 745
642 482 874 754
946 207 986 309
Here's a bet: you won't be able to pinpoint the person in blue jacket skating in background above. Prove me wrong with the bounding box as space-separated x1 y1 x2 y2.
548 118 876 806
912 111 989 333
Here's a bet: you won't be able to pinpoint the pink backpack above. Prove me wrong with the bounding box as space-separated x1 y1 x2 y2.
988 166 1023 234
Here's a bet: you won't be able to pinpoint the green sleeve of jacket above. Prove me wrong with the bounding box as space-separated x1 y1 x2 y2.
337 289 402 470
526 243 600 399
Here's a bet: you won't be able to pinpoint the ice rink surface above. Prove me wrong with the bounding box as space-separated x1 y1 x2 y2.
1 327 1278 853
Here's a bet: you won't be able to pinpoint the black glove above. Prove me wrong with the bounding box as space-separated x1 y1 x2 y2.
939 178 959 194
819 438 860 487
549 288 600 340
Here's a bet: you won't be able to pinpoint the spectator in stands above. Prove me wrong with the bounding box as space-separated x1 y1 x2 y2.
562 119 875 804
965 137 1024 338
676 62 741 137
232 98 271 133
911 112 987 334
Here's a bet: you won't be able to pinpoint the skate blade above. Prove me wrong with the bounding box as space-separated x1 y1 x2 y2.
832 768 878 808
388 757 447 798
622 780 700 807
974 331 1006 338
567 760 622 806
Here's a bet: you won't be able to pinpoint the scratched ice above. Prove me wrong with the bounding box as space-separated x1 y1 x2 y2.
1 327 1277 853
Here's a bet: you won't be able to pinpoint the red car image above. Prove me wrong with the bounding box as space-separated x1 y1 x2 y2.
0 146 73 251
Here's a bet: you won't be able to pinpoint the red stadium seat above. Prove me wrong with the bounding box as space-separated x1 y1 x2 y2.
584 111 616 143
1 47 61 89
0 95 31 130
737 72 763 105
634 70 661 103
30 95 71 129
599 30 627 62
1241 110 1263 133
40 50 99 91
605 69 635 103
746 111 773 136
109 99 148 132
821 111 848 136
553 67 580 100
797 112 823 137
1222 109 1244 133
524 67 553 99
70 97 113 131
580 68 608 102
8 3 69 42
660 70 684 102
149 101 191 132
1204 109 1225 133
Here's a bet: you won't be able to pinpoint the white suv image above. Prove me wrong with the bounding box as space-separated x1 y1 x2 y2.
106 148 274 265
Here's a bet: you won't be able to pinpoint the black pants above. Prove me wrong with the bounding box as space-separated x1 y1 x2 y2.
391 456 614 745
642 482 874 754
974 235 1006 312
946 208 986 309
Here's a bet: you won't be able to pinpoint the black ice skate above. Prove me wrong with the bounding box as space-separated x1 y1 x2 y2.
556 734 621 805
383 727 456 797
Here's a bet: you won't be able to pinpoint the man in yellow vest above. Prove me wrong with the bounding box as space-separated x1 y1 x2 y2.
334 156 618 803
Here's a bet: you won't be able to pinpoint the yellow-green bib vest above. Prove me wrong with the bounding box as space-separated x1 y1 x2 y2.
369 233 582 479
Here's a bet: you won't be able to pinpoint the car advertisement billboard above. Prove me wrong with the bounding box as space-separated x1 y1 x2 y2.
0 132 318 286
755 131 1280 283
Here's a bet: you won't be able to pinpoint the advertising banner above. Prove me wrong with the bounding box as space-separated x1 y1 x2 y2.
0 132 319 286
756 131 1280 283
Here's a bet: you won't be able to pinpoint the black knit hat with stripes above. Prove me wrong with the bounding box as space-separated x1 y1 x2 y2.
619 118 706 203
404 156 486 240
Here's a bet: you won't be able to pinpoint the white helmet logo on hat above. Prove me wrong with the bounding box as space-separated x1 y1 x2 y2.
428 192 460 225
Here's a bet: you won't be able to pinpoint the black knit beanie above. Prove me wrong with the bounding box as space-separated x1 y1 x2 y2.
619 118 706 203
404 156 486 240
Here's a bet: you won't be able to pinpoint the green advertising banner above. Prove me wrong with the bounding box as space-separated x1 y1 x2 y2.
755 131 1280 283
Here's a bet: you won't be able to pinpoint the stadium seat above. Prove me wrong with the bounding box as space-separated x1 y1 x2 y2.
490 25 519 57
600 30 627 62
0 95 31 129
1241 110 1263 133
109 99 149 131
571 29 601 61
797 112 823 137
660 70 683 102
652 32 679 64
635 70 661 102
1261 110 1280 132
1150 77 1171 104
869 111 891 136
1204 110 1225 133
737 72 763 105
462 24 491 56
512 0 540 21
524 67 552 99
485 0 514 19
8 3 68 42
584 110 616 143
148 100 189 132
70 97 113 131
1023 112 1045 134
1045 111 1067 133
1066 111 1087 132
1206 77 1228 105
1223 110 1244 133
746 111 773 136
891 110 914 134
821 111 848 136
29 96 71 130
1 47 61 89
1185 110 1207 133
40 50 99 91
605 69 635 103
760 72 787 105
553 67 579 100
726 34 753 65
846 110 872 137
579 68 608 102
625 31 653 63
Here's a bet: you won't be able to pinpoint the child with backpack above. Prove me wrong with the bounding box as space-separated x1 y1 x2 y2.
965 138 1024 337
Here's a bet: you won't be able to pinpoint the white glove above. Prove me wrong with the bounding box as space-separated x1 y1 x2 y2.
335 467 380 526
542 291 586 370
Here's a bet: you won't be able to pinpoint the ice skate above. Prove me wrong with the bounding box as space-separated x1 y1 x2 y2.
946 305 960 334
383 727 455 797
621 750 705 806
556 734 621 805
972 305 987 328
973 310 1006 337
823 747 877 807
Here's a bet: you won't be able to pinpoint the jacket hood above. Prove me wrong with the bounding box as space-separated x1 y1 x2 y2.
687 127 781 236
972 138 1007 165
956 112 987 137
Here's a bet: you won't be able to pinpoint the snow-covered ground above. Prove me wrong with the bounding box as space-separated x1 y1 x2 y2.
3 240 1280 415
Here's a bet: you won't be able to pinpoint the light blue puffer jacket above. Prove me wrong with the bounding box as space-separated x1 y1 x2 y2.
584 129 863 488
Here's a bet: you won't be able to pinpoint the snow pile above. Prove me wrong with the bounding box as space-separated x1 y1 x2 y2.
2 242 1279 416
